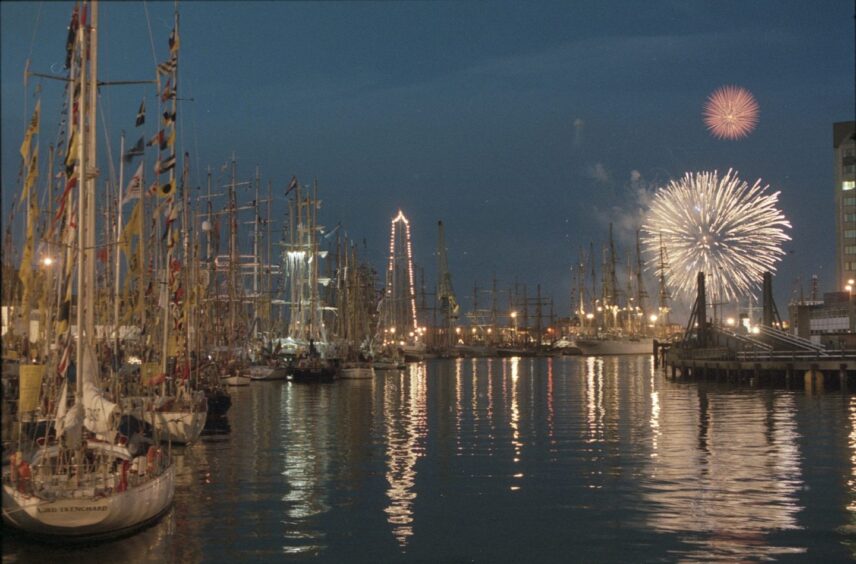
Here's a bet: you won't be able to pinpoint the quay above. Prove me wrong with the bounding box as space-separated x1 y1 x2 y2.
655 272 856 388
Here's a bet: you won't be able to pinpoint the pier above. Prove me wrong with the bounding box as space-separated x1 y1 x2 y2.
659 272 856 387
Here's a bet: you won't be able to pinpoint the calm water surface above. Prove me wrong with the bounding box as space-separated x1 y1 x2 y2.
5 357 856 562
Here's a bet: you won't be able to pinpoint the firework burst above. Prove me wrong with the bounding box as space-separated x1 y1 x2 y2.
703 85 759 140
641 169 790 303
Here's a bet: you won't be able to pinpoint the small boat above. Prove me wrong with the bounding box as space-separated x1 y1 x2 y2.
372 359 406 370
221 373 251 387
337 360 374 379
245 364 288 381
291 357 337 382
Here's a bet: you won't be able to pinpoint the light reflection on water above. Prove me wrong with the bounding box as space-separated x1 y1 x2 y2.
3 357 855 562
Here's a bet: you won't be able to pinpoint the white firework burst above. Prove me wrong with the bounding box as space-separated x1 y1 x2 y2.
641 169 791 303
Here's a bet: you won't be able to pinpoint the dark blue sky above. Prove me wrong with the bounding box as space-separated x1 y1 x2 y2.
2 1 854 318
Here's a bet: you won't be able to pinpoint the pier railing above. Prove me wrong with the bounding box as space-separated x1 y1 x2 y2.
735 350 856 361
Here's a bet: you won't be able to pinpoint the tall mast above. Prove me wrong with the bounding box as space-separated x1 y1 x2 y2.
74 0 91 399
635 229 647 317
252 166 260 339
657 233 670 328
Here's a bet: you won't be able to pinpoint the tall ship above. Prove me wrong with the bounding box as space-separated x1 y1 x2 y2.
282 179 337 381
572 226 657 356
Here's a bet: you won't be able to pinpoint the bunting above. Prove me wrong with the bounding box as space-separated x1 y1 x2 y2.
135 98 145 127
147 129 164 148
64 7 79 69
154 154 176 175
169 26 180 53
122 136 145 163
20 146 39 204
285 175 298 196
65 129 78 177
19 99 40 161
157 178 175 198
120 199 142 258
160 79 175 103
157 56 177 76
123 161 144 204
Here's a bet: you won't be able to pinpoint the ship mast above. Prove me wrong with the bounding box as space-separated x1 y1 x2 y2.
657 233 670 329
437 220 458 350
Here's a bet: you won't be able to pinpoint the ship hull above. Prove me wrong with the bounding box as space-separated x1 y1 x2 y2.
574 338 654 356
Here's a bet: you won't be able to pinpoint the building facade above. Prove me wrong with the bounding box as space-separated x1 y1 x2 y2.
834 121 856 288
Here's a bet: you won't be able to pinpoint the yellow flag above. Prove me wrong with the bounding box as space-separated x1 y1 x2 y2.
19 364 45 412
120 199 142 257
21 146 39 204
65 129 78 170
19 100 40 161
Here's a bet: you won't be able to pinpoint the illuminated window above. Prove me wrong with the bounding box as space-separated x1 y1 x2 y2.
845 214 856 223
843 180 856 191
846 245 856 254
846 196 856 206
845 230 856 239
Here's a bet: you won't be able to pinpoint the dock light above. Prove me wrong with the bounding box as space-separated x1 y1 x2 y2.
849 279 855 286
726 317 735 326
649 314 658 323
471 327 477 334
390 327 396 335
487 328 492 334
409 331 414 338
586 313 594 320
751 326 760 334
510 311 517 319
455 327 462 334
41 256 54 267
597 306 603 312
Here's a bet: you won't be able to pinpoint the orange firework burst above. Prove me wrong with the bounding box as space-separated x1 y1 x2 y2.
703 85 759 140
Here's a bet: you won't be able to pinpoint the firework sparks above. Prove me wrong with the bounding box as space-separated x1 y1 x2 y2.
641 169 790 303
703 86 759 140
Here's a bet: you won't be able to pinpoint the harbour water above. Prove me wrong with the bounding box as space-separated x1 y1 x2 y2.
4 356 855 562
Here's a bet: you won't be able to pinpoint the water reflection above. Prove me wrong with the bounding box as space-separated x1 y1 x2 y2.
382 362 427 548
280 382 331 556
584 356 605 444
509 357 523 491
642 388 804 560
6 358 856 562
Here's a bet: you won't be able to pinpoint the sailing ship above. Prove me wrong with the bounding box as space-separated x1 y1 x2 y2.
282 179 337 382
335 239 375 379
573 226 654 356
2 2 175 538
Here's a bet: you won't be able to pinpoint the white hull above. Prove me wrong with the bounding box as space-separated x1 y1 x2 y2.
245 365 288 381
148 408 206 445
2 444 175 540
574 337 654 356
222 374 251 387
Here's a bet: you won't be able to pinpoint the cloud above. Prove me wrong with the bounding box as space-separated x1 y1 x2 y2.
585 162 610 184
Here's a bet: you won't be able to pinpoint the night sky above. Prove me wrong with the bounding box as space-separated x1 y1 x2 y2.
2 1 853 320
